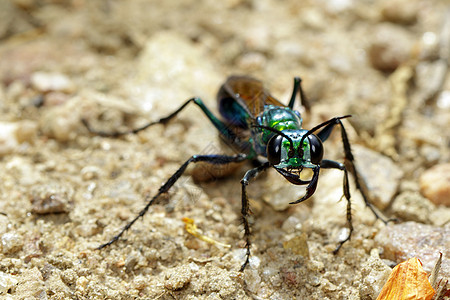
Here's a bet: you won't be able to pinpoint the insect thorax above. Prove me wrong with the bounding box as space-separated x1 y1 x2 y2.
252 105 303 157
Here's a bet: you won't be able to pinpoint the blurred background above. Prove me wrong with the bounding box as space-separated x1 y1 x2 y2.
0 0 448 299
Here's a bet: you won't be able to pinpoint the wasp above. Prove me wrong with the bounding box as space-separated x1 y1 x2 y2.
83 76 385 271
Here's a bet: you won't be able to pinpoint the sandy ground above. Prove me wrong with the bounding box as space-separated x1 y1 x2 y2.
0 1 449 299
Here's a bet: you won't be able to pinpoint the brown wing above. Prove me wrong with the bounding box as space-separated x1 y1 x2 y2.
223 76 285 117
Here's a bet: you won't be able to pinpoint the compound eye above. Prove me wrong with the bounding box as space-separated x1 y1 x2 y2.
267 135 283 165
308 134 323 164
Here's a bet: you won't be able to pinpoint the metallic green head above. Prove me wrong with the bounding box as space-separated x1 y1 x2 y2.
266 129 324 171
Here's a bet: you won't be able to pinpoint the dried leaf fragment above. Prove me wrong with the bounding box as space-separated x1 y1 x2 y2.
182 217 230 248
377 257 435 300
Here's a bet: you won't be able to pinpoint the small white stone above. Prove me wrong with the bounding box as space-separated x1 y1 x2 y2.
81 166 102 180
437 90 450 109
1 232 23 254
31 72 75 93
326 0 353 13
337 227 351 242
281 216 301 233
244 269 261 294
189 262 199 272
232 248 247 264
0 271 18 294
249 255 261 269
0 120 37 156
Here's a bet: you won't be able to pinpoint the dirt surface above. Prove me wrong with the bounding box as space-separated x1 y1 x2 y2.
0 1 449 299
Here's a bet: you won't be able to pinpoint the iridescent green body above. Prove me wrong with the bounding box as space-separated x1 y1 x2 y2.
218 80 318 170
254 105 302 145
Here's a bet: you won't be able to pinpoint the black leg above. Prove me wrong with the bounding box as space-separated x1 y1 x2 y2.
240 162 271 271
97 153 247 249
317 122 338 143
83 97 240 145
83 98 196 137
316 117 388 223
320 159 353 253
288 77 310 112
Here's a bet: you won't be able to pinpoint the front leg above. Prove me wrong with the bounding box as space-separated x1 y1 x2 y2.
97 153 248 249
321 159 353 253
316 117 389 223
240 162 270 271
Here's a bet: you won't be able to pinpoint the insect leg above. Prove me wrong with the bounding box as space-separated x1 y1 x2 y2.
97 153 247 249
316 118 388 223
288 77 311 112
317 122 337 142
240 162 271 271
83 97 239 143
320 159 353 253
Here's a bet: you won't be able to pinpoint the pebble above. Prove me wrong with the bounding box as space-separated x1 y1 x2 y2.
353 145 403 210
16 120 38 144
262 267 282 287
76 276 88 294
74 221 99 238
375 222 449 279
60 269 77 286
391 191 434 223
1 231 24 254
429 207 450 226
0 271 18 294
14 268 46 299
419 163 450 206
0 121 38 156
249 256 261 269
281 216 302 233
0 122 18 156
131 275 147 291
357 249 392 299
419 32 439 60
5 157 40 186
80 166 102 181
380 0 418 25
367 24 414 72
30 184 73 215
415 60 449 107
325 0 353 14
300 8 326 30
244 269 262 294
437 90 450 109
30 72 75 93
282 233 309 258
39 96 82 142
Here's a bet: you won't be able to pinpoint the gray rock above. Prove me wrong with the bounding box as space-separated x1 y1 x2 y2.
353 145 403 210
375 222 449 279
